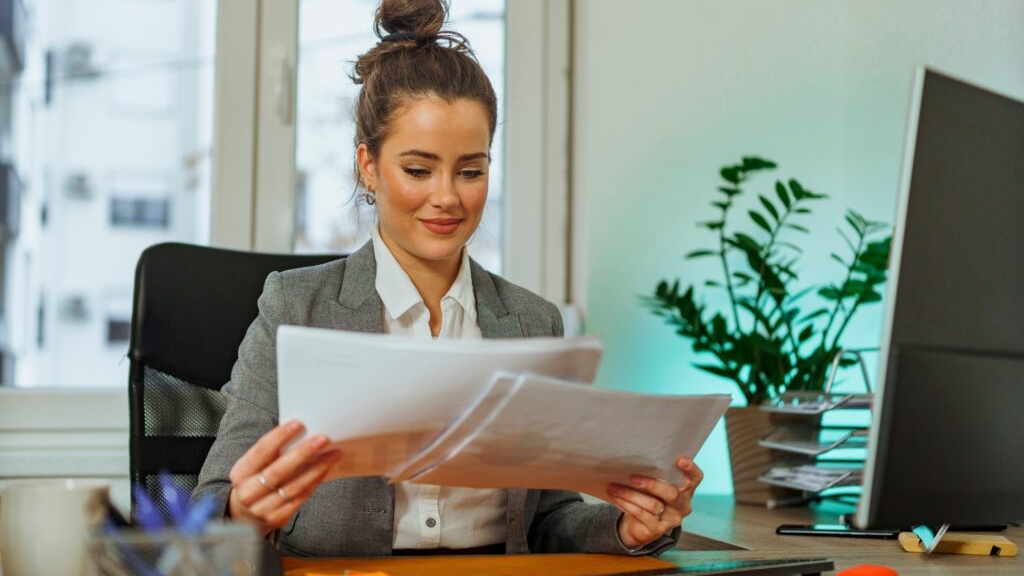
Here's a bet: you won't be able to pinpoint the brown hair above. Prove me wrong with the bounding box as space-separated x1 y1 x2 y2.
352 0 498 190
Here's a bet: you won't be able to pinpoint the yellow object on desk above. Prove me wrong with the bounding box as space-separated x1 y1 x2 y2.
898 531 1018 556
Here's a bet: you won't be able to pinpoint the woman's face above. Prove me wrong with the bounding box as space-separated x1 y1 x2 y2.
358 97 491 274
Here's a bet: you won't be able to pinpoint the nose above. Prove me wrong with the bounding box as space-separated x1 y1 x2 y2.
429 175 460 210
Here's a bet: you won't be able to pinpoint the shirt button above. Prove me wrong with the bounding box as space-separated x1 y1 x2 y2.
425 517 437 528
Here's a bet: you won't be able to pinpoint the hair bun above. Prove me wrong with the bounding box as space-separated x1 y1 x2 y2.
375 0 448 41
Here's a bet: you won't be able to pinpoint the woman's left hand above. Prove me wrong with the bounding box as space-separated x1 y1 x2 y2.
607 457 704 549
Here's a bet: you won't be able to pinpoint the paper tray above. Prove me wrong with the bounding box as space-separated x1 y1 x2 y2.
758 426 869 456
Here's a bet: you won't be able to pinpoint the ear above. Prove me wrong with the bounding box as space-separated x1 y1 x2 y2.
357 143 377 190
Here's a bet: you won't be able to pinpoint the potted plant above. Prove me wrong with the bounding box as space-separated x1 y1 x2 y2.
642 156 891 504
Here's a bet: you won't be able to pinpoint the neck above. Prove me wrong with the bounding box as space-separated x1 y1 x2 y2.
378 232 462 312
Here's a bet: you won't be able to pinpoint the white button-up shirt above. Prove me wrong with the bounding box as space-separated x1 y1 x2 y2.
371 226 507 550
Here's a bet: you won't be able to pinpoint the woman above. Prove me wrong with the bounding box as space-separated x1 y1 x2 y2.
194 0 702 558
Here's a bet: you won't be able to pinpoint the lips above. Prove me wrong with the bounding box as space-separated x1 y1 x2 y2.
420 218 462 235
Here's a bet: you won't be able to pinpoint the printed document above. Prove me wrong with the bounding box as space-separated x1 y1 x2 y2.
392 372 731 500
276 326 603 478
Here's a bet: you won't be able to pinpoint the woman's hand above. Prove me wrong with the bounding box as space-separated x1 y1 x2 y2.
227 420 341 535
607 457 704 550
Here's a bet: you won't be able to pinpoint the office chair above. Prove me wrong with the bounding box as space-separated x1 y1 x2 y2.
128 242 340 521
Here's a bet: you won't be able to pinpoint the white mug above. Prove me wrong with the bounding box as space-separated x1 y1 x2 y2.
0 478 110 576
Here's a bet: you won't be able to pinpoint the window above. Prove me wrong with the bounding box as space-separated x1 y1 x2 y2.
1 0 218 387
109 197 171 228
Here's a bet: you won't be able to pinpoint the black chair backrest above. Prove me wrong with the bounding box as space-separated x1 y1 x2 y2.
128 242 340 520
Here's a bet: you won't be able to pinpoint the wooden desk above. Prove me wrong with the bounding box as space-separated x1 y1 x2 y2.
669 495 1022 575
282 495 1022 575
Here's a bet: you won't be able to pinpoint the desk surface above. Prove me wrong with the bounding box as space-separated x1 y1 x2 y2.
282 495 1022 575
675 495 1021 575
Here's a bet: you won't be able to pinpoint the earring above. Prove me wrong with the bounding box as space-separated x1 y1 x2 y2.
365 188 376 206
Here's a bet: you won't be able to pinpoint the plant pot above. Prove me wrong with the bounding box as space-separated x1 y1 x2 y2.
724 406 810 506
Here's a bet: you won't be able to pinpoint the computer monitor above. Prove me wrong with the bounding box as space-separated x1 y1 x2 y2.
855 67 1024 529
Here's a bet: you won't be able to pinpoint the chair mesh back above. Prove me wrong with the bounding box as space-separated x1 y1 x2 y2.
133 366 227 522
142 472 200 525
142 366 226 437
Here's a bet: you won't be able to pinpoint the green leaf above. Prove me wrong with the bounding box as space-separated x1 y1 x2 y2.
702 221 725 230
731 232 762 254
717 186 741 197
758 195 780 221
830 253 848 267
742 156 777 171
712 201 730 210
711 314 728 338
843 279 869 294
775 181 791 208
705 280 722 287
685 249 717 259
789 179 806 200
749 211 773 234
785 223 810 233
858 290 883 304
818 286 842 300
694 363 737 380
798 325 815 342
845 212 866 235
720 166 741 185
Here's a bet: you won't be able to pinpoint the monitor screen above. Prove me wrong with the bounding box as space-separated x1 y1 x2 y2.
856 67 1024 529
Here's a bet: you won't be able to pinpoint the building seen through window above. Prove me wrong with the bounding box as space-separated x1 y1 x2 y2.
0 0 217 386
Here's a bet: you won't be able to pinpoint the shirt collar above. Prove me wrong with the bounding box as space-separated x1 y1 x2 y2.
371 225 477 321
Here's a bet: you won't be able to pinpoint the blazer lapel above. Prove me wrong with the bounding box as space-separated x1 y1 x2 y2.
330 245 522 339
329 241 385 334
471 260 525 339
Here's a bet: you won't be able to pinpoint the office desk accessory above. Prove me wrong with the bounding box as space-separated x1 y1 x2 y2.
0 479 110 576
897 530 1018 557
88 522 263 576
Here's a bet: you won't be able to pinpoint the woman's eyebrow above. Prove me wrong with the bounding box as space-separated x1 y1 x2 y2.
399 150 488 162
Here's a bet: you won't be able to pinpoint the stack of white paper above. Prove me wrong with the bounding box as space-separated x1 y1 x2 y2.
277 326 731 500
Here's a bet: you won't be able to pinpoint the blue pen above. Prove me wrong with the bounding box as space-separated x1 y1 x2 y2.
157 471 191 526
132 485 165 532
179 493 219 535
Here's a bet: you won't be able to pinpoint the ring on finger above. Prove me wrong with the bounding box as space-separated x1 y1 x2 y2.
655 504 666 521
277 486 289 500
258 474 272 489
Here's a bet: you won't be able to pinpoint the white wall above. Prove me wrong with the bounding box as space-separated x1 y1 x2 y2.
573 0 1024 494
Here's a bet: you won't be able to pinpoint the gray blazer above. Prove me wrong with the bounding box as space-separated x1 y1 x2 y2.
194 241 680 557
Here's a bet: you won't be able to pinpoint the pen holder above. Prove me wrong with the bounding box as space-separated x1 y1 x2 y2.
87 522 261 576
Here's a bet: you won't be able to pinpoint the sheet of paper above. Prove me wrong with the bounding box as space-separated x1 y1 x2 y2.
386 372 524 482
403 373 731 500
276 326 603 478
